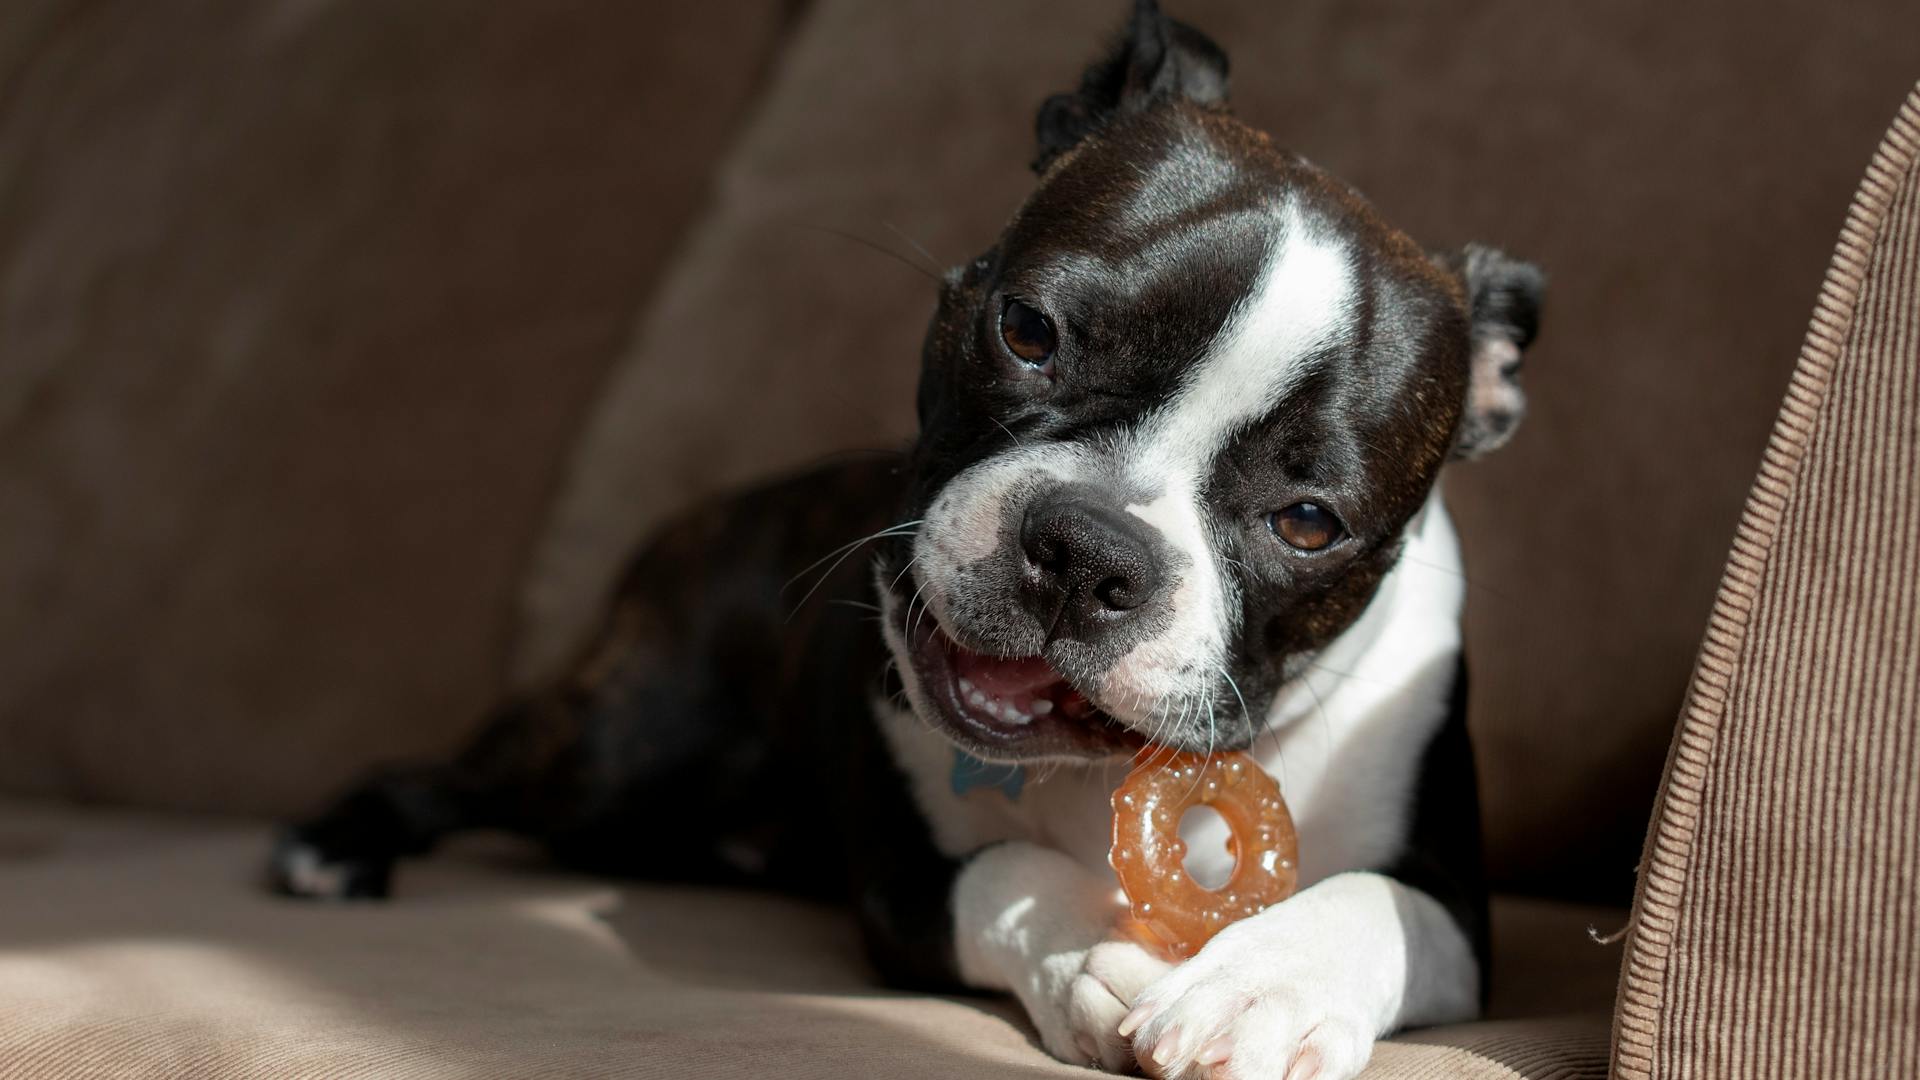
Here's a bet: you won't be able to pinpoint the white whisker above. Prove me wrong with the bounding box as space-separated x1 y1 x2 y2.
785 520 923 621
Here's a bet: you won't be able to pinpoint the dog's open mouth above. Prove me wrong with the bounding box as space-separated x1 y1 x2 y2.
900 609 1148 761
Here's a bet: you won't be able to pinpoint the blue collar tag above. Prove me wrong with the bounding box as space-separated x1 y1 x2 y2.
950 748 1026 801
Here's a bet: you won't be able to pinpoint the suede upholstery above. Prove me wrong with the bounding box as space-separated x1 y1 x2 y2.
0 0 789 810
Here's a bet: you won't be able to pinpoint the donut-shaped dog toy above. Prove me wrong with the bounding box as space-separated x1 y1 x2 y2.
1108 749 1298 959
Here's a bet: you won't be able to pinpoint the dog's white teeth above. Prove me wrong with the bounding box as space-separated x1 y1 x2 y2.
959 681 1045 725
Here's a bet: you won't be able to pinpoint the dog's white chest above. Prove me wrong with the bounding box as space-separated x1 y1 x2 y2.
868 715 1130 872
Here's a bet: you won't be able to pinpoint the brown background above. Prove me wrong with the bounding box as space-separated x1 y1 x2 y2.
2 0 1915 904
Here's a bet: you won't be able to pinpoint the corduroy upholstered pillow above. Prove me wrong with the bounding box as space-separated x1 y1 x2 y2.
1613 83 1920 1079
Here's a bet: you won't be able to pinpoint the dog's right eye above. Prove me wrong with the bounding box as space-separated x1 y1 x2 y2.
999 299 1057 366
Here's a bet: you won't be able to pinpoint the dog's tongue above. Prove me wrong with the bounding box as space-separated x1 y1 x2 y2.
951 650 1064 698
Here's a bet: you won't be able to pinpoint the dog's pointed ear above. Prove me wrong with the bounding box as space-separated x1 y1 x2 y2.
1033 0 1229 172
1442 245 1546 460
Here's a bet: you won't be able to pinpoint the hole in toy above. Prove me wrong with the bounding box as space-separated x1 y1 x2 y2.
1178 805 1232 889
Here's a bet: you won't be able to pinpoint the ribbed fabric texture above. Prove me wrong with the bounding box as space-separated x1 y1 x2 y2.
1385 1016 1611 1079
1613 83 1920 1079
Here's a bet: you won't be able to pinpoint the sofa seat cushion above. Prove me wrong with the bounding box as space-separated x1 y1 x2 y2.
0 801 1619 1078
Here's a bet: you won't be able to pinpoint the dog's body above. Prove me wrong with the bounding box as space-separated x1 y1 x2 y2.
271 5 1543 1077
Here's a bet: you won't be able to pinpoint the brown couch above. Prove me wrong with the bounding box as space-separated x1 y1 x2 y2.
2 2 1916 1077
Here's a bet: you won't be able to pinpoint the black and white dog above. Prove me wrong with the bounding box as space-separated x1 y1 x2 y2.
272 4 1542 1077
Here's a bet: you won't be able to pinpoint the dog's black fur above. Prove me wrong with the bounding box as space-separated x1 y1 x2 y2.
269 456 971 979
271 0 1542 1033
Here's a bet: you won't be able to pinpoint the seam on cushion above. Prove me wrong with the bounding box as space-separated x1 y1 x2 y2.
1608 81 1920 1080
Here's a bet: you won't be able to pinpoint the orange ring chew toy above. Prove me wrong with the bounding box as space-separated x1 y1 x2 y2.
1109 749 1299 959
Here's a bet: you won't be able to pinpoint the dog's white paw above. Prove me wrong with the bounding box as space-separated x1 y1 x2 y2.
1123 961 1373 1080
1030 939 1175 1071
1118 909 1380 1080
1118 872 1481 1079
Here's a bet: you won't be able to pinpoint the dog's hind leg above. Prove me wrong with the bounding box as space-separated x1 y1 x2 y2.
268 455 907 900
267 691 591 899
269 609 773 900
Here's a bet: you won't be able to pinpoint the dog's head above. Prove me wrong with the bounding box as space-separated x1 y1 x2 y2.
879 0 1543 762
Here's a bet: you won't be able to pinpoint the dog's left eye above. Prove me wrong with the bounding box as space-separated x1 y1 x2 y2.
999 299 1056 366
1269 502 1344 551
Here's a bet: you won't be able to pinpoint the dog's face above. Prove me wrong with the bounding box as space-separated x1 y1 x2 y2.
879 3 1541 762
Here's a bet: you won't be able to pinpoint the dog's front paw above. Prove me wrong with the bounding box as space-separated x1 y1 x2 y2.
1030 939 1174 1072
1119 872 1480 1079
1120 934 1373 1080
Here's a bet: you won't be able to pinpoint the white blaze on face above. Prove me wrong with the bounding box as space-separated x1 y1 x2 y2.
908 200 1357 727
1107 202 1357 708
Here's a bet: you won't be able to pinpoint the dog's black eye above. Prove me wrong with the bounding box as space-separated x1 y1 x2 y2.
999 299 1056 366
1269 503 1343 552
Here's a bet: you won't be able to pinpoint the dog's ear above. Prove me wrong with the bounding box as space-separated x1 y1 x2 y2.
1032 0 1229 172
1442 244 1546 460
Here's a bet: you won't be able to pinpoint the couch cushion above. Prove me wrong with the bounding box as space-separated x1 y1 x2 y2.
0 801 1618 1079
514 0 1920 905
0 0 789 811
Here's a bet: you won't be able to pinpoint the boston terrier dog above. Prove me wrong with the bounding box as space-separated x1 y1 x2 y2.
270 3 1543 1077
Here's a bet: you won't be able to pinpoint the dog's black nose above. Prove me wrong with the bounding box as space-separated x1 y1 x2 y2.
1019 493 1163 639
